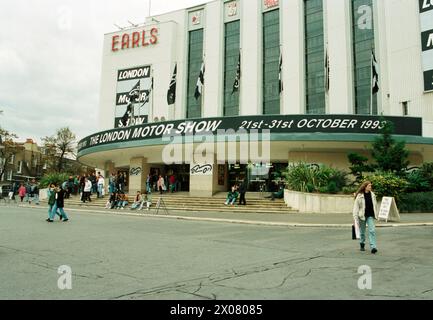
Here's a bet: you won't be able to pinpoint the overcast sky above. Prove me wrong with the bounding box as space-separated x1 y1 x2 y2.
0 0 212 144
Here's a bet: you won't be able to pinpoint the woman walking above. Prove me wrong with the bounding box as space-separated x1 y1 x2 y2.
18 184 27 202
353 181 378 254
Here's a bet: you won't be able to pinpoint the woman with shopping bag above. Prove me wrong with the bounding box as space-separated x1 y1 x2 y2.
352 181 379 254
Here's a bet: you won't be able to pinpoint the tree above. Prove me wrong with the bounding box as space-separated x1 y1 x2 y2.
0 127 19 182
371 121 409 175
42 127 76 173
348 153 375 183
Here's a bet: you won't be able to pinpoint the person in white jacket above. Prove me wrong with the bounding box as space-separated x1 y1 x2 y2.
82 178 93 203
353 181 378 254
97 173 105 198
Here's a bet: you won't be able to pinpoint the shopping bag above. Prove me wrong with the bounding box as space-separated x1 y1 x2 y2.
353 217 361 240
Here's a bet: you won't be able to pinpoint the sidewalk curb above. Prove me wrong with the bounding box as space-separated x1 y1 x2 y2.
13 204 433 229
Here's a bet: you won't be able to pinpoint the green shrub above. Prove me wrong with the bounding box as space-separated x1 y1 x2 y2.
326 181 339 194
398 192 433 213
342 185 358 195
363 172 408 202
284 163 348 194
39 173 71 188
406 170 431 193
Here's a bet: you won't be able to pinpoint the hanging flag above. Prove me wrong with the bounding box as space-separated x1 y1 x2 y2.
325 48 330 93
194 61 205 100
279 53 283 94
141 77 153 106
232 52 241 94
372 50 379 94
121 103 133 127
129 81 141 103
167 64 177 105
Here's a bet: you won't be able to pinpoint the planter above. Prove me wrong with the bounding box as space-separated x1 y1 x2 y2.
284 189 354 214
39 188 48 201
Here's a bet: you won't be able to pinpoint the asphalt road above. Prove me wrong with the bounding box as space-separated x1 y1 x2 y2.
1 206 432 300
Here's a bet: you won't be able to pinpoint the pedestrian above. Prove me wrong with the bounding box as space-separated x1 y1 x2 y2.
146 173 152 194
169 174 176 193
238 180 247 205
225 186 238 206
97 172 105 198
131 191 144 210
18 184 26 202
46 184 61 222
157 175 166 194
353 181 379 254
49 185 69 222
82 178 92 203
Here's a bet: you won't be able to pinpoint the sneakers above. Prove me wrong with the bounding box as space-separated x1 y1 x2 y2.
371 248 378 254
63 219 69 222
360 243 365 252
46 219 53 223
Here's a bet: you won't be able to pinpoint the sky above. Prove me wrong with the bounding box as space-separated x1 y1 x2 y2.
0 0 212 144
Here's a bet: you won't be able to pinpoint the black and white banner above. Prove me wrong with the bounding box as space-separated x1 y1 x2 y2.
419 0 433 91
115 65 152 128
78 114 423 152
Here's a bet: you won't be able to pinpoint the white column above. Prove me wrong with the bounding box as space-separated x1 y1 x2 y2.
203 1 224 118
281 0 305 115
240 0 262 115
326 0 353 114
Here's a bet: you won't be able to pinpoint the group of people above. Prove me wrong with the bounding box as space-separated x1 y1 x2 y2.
146 172 178 194
46 183 69 223
104 191 152 211
225 182 247 206
224 180 286 206
14 180 40 205
80 172 105 203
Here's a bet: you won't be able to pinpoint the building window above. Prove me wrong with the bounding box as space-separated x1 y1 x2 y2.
7 170 12 181
402 101 408 116
9 154 15 165
263 9 280 115
187 29 204 119
224 20 240 117
351 0 377 115
304 0 326 115
17 161 23 174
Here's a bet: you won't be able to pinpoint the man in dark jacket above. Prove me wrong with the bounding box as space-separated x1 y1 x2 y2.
238 181 247 205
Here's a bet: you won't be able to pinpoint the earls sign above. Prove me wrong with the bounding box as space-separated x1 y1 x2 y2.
419 0 433 91
112 28 158 52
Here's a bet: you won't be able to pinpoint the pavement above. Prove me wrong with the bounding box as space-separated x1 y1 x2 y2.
8 202 433 228
1 205 433 300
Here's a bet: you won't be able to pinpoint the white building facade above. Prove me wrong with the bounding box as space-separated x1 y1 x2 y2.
78 0 433 196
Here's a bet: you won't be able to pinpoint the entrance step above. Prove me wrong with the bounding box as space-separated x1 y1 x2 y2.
41 193 295 214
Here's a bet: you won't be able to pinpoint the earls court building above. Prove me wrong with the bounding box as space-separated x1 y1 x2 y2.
78 0 433 196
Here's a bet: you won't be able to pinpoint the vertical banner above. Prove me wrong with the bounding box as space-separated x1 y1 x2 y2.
115 65 151 128
419 0 433 92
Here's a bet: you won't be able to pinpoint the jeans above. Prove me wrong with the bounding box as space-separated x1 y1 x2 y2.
225 198 236 205
359 216 377 249
50 203 68 220
98 184 104 197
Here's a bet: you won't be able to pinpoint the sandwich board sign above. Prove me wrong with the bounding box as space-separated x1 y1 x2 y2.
378 197 401 223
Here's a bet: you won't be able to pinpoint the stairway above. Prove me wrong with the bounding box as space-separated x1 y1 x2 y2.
41 192 296 214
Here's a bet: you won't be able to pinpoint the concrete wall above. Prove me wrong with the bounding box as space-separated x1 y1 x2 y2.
284 189 354 214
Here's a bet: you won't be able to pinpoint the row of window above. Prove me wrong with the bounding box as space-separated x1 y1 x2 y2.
185 0 377 118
